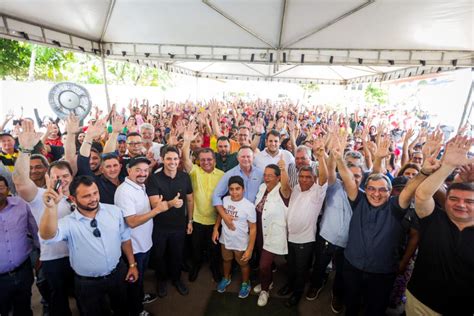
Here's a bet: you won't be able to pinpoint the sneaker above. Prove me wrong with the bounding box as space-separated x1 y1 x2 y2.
305 286 324 301
238 282 251 299
330 292 344 314
257 290 270 307
253 282 273 294
142 293 157 304
138 311 151 316
217 278 231 293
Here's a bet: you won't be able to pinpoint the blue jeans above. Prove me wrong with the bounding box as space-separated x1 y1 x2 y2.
128 251 150 315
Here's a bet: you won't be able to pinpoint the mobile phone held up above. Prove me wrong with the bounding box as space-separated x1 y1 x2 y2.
54 179 62 193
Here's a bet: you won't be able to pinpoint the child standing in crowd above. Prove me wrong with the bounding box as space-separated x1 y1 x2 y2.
212 176 256 299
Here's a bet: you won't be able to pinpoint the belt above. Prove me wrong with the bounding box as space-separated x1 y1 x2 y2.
0 259 29 277
75 262 122 281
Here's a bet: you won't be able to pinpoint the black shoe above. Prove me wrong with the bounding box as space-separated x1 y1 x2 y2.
277 284 294 296
188 267 199 282
173 280 189 296
285 294 301 307
330 292 344 314
142 293 158 304
305 286 323 301
157 282 167 298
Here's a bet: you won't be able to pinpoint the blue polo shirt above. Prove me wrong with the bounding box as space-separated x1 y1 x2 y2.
344 190 407 274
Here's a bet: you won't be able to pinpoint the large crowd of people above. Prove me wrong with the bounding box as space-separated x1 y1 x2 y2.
0 98 472 316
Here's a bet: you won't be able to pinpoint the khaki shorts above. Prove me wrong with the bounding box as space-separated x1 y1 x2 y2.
221 244 248 266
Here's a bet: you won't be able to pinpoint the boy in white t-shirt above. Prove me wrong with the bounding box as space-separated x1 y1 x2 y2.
212 176 256 299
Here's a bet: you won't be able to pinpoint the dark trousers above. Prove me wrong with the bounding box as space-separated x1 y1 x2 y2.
152 230 185 282
128 251 150 316
287 241 315 296
191 222 221 276
343 258 396 316
0 260 34 316
310 235 345 298
42 257 74 316
74 261 128 316
259 249 276 291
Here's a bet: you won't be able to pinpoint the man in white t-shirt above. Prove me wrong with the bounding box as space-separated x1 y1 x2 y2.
13 120 75 316
212 176 256 299
254 130 294 172
278 140 328 307
114 156 170 316
140 123 163 162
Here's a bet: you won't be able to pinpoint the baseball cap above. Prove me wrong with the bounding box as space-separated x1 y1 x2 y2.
117 134 127 143
127 156 151 168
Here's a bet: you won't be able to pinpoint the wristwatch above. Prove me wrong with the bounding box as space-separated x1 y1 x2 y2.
129 262 137 268
188 220 193 224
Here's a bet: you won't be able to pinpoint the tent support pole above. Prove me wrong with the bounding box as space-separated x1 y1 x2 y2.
457 79 473 132
101 54 112 112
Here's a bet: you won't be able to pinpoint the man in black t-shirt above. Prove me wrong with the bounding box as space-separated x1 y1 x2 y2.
146 146 194 297
409 136 474 316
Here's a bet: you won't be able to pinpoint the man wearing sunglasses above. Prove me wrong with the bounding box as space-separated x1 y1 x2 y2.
332 138 433 316
39 175 138 316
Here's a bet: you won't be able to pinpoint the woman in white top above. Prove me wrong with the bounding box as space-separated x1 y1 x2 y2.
252 161 291 307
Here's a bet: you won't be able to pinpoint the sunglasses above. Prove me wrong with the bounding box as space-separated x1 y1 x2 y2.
90 218 101 238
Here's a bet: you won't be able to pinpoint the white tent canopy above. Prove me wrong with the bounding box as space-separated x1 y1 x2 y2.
0 0 472 84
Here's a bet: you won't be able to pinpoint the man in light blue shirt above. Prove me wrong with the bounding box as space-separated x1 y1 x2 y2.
40 175 138 316
213 146 263 231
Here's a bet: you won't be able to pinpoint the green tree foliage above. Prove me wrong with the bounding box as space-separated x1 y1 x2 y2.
0 38 172 88
364 84 388 105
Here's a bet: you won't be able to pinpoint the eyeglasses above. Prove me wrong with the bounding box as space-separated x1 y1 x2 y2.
90 219 101 238
366 186 390 194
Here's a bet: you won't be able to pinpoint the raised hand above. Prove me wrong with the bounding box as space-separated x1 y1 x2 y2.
169 192 183 209
111 114 125 133
422 128 444 158
65 114 80 135
312 137 326 158
442 135 474 168
277 154 286 170
375 135 391 159
183 121 197 142
18 120 41 150
85 118 107 140
42 174 63 208
455 163 474 182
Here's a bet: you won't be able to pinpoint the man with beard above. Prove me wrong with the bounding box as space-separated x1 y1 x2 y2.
114 157 171 316
215 136 238 172
30 154 49 188
253 130 294 172
13 120 76 316
0 175 39 316
146 146 193 297
140 123 163 162
40 175 138 316
77 120 123 204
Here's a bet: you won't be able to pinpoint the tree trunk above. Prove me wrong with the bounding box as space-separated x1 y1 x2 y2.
28 46 36 81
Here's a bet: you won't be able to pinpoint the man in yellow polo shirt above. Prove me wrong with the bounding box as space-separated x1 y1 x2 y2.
0 132 19 172
182 123 224 283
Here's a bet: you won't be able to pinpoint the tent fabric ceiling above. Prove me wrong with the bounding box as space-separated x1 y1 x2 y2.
0 0 472 83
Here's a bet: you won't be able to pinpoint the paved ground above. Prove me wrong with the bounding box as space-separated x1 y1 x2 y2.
32 258 337 316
